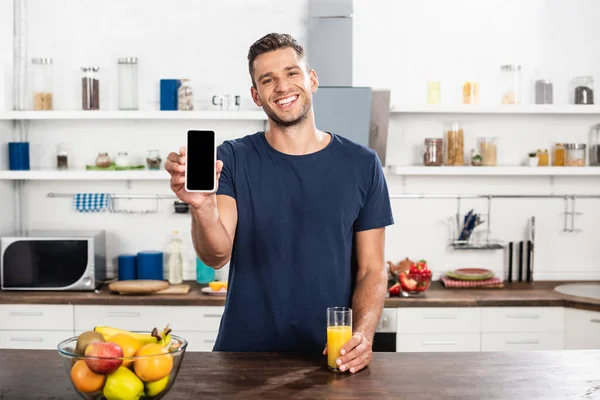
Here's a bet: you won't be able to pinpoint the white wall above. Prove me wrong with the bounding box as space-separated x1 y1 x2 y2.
0 122 15 236
353 0 600 280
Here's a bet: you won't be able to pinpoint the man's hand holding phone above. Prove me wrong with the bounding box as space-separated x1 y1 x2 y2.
165 146 223 210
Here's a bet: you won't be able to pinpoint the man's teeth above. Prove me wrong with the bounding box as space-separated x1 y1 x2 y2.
277 95 297 105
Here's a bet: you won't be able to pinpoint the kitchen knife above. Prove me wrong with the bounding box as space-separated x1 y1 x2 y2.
518 241 523 282
529 217 535 284
507 242 513 283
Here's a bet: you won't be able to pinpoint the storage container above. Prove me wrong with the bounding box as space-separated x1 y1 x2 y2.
444 123 464 166
552 143 566 166
177 79 194 110
572 76 594 105
117 57 139 110
536 149 549 166
477 137 497 166
81 66 100 110
31 58 54 110
500 64 522 104
565 143 586 166
423 138 443 166
427 82 441 104
534 79 553 104
462 81 480 104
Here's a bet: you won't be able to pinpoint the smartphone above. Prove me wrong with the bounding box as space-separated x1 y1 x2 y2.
185 130 217 193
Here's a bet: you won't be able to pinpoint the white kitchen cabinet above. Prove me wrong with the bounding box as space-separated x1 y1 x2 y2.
0 330 74 350
183 331 220 352
481 332 564 351
396 307 481 334
74 305 224 333
481 307 564 333
396 333 480 352
564 308 600 350
0 304 74 331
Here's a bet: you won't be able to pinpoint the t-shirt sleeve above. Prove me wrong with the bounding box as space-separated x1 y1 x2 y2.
216 142 236 199
354 153 395 232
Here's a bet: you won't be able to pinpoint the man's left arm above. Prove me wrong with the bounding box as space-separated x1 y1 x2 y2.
333 227 388 373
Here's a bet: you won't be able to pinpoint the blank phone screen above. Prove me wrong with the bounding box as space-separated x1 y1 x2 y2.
186 130 215 191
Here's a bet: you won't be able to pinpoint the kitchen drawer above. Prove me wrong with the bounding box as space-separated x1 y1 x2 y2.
0 304 74 331
184 331 219 352
481 307 564 333
564 308 600 350
74 305 224 332
396 308 481 334
0 330 74 350
481 332 563 351
396 333 480 352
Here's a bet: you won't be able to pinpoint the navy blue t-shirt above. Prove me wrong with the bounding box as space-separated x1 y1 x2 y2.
212 131 394 353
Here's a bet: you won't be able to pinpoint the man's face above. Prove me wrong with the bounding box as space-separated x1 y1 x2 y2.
250 48 318 128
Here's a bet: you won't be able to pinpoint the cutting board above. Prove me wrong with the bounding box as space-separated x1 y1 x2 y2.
108 280 169 295
155 284 191 294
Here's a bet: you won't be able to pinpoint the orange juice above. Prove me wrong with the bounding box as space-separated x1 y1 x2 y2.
327 325 352 370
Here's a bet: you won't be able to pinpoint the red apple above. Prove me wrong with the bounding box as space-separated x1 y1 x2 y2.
84 341 123 374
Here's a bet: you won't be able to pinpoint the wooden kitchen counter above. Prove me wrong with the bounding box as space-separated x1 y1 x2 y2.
0 349 599 399
1 280 599 311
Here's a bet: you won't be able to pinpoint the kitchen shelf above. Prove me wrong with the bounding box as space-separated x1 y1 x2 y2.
0 110 267 121
0 169 170 180
388 166 600 176
390 104 600 115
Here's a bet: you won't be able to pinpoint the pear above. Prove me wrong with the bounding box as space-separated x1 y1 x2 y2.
103 366 144 400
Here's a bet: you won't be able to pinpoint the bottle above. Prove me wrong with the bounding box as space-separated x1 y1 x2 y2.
167 230 183 284
56 143 68 170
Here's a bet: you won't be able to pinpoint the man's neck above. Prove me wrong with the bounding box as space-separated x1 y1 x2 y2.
264 113 331 156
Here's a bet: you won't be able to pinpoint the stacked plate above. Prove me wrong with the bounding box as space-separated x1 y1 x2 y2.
442 268 503 288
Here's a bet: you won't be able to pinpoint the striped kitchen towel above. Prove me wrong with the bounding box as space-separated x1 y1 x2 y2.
441 275 504 288
73 193 110 212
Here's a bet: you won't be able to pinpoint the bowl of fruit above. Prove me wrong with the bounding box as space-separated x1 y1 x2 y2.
389 259 433 298
57 324 187 400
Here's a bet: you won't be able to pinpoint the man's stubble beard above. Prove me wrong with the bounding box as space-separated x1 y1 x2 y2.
263 95 312 129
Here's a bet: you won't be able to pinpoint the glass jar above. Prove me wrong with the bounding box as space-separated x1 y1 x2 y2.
427 81 441 104
95 152 111 168
117 57 139 110
500 64 522 104
81 66 100 110
477 137 497 166
462 81 480 104
56 143 68 170
444 122 464 166
536 149 549 166
565 144 586 166
177 79 194 110
572 76 594 105
146 150 162 170
534 79 553 104
115 152 130 168
31 58 54 110
423 138 443 166
552 143 566 166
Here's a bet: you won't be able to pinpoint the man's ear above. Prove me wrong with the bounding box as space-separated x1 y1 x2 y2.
309 69 319 93
251 85 263 107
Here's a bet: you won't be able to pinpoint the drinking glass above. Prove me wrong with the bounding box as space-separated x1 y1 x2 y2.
327 307 352 371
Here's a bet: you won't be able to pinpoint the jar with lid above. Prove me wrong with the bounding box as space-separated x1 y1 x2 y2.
565 143 586 166
56 143 68 170
552 143 566 166
177 79 194 110
444 122 464 166
536 149 549 166
589 124 600 166
500 64 522 104
81 66 100 110
477 137 497 166
427 81 441 104
115 152 130 168
572 76 594 105
146 150 162 170
31 58 54 110
462 81 480 104
534 79 553 104
95 152 111 168
117 57 139 110
423 138 443 166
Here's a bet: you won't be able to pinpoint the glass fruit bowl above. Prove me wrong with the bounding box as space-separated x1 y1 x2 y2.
57 331 187 400
396 270 432 297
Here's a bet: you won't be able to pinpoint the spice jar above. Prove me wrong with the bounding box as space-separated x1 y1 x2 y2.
534 79 553 104
572 76 594 105
177 79 194 110
95 152 111 168
565 144 586 166
462 81 480 104
477 137 497 166
444 122 464 166
536 149 549 166
115 152 130 168
117 57 139 110
423 138 443 166
500 64 522 104
56 143 68 170
146 150 162 170
31 58 54 110
81 66 100 110
553 143 566 166
427 81 441 104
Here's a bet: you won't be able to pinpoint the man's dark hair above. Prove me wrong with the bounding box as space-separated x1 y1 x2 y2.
248 33 308 87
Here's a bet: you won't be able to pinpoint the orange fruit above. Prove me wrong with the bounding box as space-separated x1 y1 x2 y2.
209 281 224 291
107 333 142 368
70 360 106 393
133 343 173 382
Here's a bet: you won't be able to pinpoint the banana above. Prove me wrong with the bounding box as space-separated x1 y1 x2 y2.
93 326 158 345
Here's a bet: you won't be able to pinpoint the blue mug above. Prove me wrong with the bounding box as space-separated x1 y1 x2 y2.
8 142 30 171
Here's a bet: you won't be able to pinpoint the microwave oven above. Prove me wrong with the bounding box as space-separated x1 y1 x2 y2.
0 230 106 291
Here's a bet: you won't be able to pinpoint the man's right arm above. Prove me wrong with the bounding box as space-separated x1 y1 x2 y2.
191 194 238 269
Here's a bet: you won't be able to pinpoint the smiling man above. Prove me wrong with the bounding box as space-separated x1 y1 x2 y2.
165 33 394 374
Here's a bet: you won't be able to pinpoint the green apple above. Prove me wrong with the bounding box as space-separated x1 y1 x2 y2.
145 375 169 396
103 366 144 400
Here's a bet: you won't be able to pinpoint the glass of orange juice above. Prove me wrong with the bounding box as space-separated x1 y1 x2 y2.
327 307 352 371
